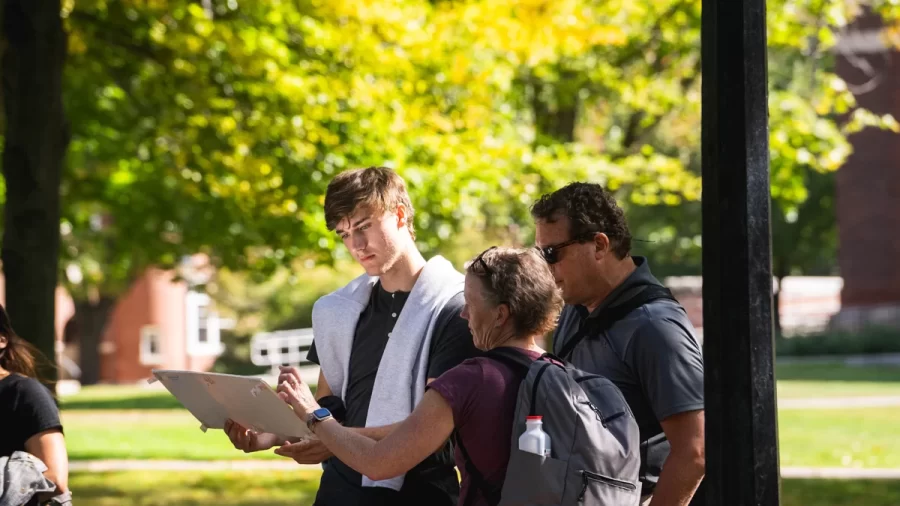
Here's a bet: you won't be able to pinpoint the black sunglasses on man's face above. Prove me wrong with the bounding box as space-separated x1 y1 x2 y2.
536 234 597 265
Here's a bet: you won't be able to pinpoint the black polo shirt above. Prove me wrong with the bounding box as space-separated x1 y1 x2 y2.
308 281 478 506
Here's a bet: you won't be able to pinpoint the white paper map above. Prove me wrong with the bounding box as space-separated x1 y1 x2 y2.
150 370 310 439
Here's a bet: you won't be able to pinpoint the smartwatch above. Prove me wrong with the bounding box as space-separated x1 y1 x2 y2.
307 407 333 432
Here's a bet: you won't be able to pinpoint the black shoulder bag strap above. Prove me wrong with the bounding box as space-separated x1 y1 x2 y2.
453 431 503 506
558 284 678 361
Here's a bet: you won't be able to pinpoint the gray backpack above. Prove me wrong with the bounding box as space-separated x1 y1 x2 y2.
454 348 641 506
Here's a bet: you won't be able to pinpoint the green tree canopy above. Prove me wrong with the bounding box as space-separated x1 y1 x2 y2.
49 0 900 300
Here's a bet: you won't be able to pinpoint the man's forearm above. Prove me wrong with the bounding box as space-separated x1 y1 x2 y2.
649 451 704 506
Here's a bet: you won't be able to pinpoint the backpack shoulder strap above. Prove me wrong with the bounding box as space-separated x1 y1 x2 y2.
483 347 534 377
453 431 502 506
452 347 536 506
558 284 678 360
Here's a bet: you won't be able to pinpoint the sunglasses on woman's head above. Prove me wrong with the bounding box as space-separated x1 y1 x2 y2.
473 246 498 275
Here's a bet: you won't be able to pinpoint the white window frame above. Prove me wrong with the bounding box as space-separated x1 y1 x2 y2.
186 291 222 356
139 325 164 365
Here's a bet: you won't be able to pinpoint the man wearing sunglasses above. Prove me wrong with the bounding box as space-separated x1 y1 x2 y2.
532 182 705 506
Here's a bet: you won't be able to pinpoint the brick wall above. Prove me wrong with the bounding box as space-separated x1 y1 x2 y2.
832 13 900 329
665 276 844 337
100 268 189 383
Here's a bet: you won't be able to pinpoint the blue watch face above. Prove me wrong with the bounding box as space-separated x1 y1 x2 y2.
313 408 331 420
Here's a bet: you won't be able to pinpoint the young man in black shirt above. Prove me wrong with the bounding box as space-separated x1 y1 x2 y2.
226 167 477 506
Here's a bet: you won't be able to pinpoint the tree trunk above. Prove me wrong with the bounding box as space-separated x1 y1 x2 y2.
74 297 115 385
1 0 69 383
530 72 579 144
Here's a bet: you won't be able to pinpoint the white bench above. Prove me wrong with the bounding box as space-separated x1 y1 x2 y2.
250 328 316 377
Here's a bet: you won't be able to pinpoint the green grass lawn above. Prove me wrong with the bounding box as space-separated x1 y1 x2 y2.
62 410 284 461
61 385 185 411
61 363 900 466
63 406 900 467
779 407 900 468
63 363 900 410
68 471 900 506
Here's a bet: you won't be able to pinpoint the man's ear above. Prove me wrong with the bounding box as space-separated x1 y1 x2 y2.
593 232 611 260
395 204 408 228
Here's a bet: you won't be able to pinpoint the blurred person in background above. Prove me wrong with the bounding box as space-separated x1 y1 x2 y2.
0 303 70 505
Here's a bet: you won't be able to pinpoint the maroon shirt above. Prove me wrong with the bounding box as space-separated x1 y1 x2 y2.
427 348 543 506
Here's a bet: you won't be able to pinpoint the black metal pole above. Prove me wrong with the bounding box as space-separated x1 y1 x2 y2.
701 0 781 504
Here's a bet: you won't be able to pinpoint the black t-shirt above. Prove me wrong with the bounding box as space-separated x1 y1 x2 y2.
0 374 63 458
307 282 478 506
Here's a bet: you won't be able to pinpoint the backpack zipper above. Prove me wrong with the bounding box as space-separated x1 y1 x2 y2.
578 470 637 501
581 400 607 426
575 376 626 426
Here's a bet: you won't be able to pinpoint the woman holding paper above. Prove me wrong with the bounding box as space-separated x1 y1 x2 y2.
277 247 562 506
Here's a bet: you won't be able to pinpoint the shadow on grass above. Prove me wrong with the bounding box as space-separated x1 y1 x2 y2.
62 384 318 411
783 479 900 506
775 363 900 383
70 470 320 506
69 470 900 506
62 393 184 411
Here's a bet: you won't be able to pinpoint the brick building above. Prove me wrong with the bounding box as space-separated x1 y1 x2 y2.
831 13 900 330
0 260 226 385
94 267 223 383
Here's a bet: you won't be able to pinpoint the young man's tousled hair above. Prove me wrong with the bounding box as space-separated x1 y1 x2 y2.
324 167 416 239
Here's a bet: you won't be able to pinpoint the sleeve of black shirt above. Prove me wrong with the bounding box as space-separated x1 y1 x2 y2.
427 292 480 379
15 378 63 444
629 318 705 421
306 339 320 365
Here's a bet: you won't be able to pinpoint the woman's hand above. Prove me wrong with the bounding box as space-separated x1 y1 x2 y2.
276 366 320 421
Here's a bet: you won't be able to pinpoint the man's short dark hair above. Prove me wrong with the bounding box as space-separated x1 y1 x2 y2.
530 182 632 259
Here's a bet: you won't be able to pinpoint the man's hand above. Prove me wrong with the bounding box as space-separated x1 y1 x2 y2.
225 419 281 453
274 435 333 464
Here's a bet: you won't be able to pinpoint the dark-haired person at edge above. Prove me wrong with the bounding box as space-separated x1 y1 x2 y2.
223 166 479 505
532 182 705 506
0 303 70 505
277 247 564 506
